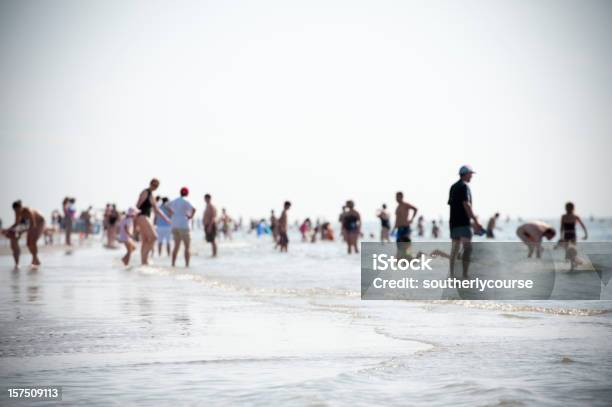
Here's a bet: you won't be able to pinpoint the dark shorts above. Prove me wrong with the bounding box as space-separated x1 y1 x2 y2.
396 226 412 243
205 224 217 242
451 226 473 240
279 232 289 245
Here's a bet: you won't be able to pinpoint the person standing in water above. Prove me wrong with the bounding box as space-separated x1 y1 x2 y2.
377 204 391 242
516 221 556 258
118 208 137 265
80 206 93 239
339 206 348 242
278 201 291 252
62 197 74 246
203 194 218 257
155 197 172 257
107 204 119 248
393 191 418 253
558 202 588 268
342 200 361 254
417 216 425 237
431 220 440 238
2 200 45 267
220 208 232 240
167 187 196 267
486 213 500 238
448 166 482 278
270 210 278 243
559 202 588 244
299 218 311 242
135 178 170 265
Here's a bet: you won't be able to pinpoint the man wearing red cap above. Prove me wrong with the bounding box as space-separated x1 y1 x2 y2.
167 187 196 267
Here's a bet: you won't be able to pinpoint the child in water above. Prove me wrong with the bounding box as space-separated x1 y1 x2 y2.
556 202 588 270
118 208 137 265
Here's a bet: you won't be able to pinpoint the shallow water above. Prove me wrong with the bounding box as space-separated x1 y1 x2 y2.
1 219 611 405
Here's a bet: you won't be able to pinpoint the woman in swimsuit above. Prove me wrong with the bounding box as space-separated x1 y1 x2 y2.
135 178 171 265
2 200 45 267
560 202 587 244
559 202 588 267
342 200 361 254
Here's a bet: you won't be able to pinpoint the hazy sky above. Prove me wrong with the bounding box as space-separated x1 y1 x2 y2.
1 0 611 224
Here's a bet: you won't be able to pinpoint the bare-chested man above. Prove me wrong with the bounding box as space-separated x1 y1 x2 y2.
203 194 218 257
2 200 45 267
392 192 418 255
135 178 171 265
486 213 500 238
278 201 291 252
516 221 556 258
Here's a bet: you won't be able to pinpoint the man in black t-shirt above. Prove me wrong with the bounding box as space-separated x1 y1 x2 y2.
448 165 482 277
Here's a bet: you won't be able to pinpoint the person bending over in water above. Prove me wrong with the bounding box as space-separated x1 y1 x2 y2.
118 208 137 265
2 200 45 267
342 200 361 254
135 178 170 265
278 201 291 252
516 221 556 258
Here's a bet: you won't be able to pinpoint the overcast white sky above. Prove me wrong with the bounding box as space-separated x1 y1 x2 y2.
1 0 611 224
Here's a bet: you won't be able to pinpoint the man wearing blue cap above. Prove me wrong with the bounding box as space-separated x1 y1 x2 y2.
448 165 482 277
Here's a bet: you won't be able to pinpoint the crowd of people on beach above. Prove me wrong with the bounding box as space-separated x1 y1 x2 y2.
1 166 591 272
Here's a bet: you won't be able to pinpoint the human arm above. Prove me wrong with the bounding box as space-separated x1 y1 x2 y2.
187 203 196 220
154 201 171 224
576 216 588 240
463 201 481 231
407 203 418 224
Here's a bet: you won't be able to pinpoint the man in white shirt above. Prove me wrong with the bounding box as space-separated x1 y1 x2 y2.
168 187 196 267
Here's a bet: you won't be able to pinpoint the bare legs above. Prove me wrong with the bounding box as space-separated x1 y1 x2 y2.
346 232 359 254
157 241 170 256
122 241 135 265
9 234 20 266
450 238 471 278
65 219 72 246
135 216 157 265
107 226 117 247
172 231 191 267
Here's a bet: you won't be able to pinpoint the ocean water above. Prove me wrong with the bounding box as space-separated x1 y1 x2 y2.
0 218 611 406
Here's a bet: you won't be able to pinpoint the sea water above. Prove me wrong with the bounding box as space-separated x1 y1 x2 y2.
0 218 611 405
